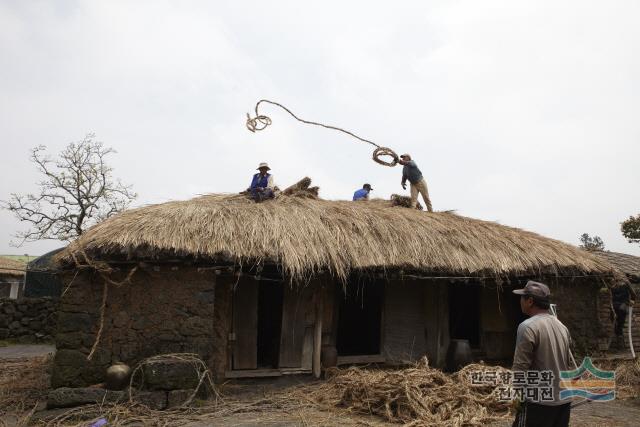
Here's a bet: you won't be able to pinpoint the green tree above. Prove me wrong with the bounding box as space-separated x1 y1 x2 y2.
579 233 605 251
1 133 136 244
621 214 640 245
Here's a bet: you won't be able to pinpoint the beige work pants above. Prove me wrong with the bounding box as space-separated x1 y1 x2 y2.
410 178 433 212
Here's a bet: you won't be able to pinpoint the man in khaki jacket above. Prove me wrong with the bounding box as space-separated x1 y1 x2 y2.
511 281 572 427
398 154 433 212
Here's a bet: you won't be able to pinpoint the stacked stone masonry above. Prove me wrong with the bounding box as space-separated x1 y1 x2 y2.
53 268 216 388
552 280 613 355
0 297 57 342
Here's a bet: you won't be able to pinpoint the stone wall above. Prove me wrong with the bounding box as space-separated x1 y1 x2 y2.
52 267 217 388
551 278 613 355
0 297 57 342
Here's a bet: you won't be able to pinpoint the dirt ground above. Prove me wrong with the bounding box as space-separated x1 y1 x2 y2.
0 344 55 360
175 399 640 427
1 346 639 427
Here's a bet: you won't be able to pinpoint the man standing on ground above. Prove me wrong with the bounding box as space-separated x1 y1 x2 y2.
352 183 373 201
398 154 433 212
511 281 572 427
248 162 275 202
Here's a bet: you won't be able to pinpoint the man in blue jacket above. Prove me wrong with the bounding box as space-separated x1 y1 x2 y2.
249 162 275 202
353 183 373 201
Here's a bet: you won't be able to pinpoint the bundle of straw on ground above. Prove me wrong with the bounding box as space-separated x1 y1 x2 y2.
614 358 640 399
294 358 511 427
36 360 511 427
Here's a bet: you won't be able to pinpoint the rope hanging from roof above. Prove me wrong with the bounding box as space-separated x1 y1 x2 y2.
246 99 399 167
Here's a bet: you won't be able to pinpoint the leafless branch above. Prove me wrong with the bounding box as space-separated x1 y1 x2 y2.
0 133 137 245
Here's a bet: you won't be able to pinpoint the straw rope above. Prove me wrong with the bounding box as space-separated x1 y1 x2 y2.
246 99 399 167
127 353 220 407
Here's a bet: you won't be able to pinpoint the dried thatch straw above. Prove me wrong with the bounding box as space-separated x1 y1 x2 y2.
614 358 640 399
0 257 26 277
58 178 615 282
391 194 423 210
281 177 319 198
296 358 511 426
35 359 510 427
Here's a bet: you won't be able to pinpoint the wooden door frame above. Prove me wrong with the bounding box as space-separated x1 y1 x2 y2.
226 277 315 377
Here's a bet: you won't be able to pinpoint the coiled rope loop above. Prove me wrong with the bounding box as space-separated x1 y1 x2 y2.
246 99 399 167
372 147 399 167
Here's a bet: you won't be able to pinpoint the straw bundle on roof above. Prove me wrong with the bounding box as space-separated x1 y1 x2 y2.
59 186 615 281
391 193 423 210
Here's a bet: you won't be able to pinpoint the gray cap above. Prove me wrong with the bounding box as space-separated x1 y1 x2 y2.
513 280 551 299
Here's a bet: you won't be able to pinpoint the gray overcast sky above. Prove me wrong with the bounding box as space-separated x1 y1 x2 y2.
1 0 639 256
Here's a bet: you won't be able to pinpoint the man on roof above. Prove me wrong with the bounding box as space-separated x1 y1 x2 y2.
398 154 433 212
352 183 373 201
248 162 276 202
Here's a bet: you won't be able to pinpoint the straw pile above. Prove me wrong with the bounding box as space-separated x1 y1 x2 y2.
297 358 511 426
57 177 616 282
614 358 640 399
34 359 510 427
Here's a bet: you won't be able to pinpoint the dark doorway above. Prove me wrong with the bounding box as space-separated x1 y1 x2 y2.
336 280 383 356
449 284 481 348
257 281 284 368
232 278 284 370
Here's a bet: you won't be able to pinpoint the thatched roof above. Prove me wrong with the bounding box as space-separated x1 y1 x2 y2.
59 191 615 281
593 251 640 282
0 257 26 277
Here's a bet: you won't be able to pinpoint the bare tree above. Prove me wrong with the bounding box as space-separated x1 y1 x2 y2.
579 233 605 252
1 133 136 244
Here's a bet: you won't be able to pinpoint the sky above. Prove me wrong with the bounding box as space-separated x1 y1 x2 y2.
1 0 639 257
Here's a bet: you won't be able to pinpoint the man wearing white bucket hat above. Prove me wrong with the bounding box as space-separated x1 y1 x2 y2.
248 162 276 202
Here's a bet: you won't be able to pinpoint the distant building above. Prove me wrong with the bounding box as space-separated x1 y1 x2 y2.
24 248 65 298
0 258 25 299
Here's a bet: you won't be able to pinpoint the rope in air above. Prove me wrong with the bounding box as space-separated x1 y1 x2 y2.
246 99 399 167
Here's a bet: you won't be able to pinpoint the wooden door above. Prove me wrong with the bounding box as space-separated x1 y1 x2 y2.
278 284 314 368
232 278 258 370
